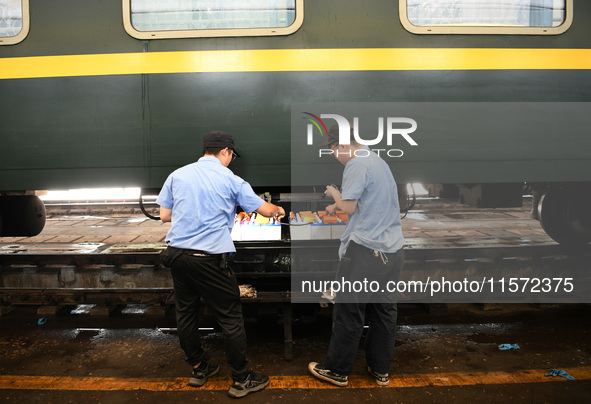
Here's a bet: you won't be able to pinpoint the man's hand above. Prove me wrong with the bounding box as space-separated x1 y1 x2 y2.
274 206 286 221
325 203 338 216
325 185 358 215
325 185 340 200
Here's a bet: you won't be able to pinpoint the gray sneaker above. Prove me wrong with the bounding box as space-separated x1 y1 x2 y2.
308 362 348 387
188 361 219 387
368 366 389 386
227 371 270 398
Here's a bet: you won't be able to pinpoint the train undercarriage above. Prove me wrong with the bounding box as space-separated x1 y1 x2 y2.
2 181 590 247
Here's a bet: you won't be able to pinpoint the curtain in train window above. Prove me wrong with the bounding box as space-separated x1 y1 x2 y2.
0 0 23 38
130 0 296 31
407 0 566 27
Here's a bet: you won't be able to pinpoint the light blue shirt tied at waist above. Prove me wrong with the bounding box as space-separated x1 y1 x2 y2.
339 146 404 259
157 156 264 254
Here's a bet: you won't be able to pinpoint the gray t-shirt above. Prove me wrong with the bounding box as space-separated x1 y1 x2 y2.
339 146 404 258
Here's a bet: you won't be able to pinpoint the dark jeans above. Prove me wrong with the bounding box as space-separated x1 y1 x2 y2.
325 242 404 375
170 252 249 381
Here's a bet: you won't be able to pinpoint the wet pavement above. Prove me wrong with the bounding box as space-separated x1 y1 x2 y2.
1 303 590 403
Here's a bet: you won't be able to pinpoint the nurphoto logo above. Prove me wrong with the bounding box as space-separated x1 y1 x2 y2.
304 113 418 158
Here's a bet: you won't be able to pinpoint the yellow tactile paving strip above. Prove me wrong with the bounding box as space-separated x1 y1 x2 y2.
1 366 589 392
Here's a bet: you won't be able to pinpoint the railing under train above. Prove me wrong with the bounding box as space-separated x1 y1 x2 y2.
0 241 589 306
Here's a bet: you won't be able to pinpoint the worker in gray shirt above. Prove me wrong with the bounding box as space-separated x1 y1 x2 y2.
309 124 405 387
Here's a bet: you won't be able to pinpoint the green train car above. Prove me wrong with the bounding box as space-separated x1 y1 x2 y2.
0 0 590 245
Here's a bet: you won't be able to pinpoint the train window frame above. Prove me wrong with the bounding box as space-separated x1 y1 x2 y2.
399 0 573 35
122 0 304 40
0 0 30 45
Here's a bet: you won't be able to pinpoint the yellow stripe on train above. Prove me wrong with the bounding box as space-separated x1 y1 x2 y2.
1 48 591 80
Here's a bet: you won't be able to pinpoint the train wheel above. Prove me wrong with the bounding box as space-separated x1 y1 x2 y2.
538 187 591 247
0 195 46 237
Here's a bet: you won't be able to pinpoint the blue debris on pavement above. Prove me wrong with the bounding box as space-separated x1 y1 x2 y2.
498 343 520 350
545 369 575 381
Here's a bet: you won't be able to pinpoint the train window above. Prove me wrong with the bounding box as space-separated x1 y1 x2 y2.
399 0 573 35
0 0 29 45
123 0 304 39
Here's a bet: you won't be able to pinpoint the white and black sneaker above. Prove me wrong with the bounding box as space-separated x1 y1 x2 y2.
368 366 389 386
188 360 220 387
308 362 348 387
227 371 270 398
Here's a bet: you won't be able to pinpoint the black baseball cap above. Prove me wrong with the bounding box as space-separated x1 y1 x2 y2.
203 131 241 157
319 124 353 148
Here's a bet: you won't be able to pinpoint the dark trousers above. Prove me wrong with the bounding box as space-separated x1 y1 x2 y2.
325 243 404 375
170 253 249 381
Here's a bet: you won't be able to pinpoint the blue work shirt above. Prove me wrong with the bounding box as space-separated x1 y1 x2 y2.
156 156 264 253
339 146 404 258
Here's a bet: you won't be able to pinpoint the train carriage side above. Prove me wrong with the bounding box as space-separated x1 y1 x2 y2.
0 0 590 245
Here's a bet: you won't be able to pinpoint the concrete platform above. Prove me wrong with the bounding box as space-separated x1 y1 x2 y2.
0 198 555 249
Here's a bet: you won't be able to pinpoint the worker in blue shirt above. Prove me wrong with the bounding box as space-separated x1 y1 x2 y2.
157 131 285 398
308 124 405 387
